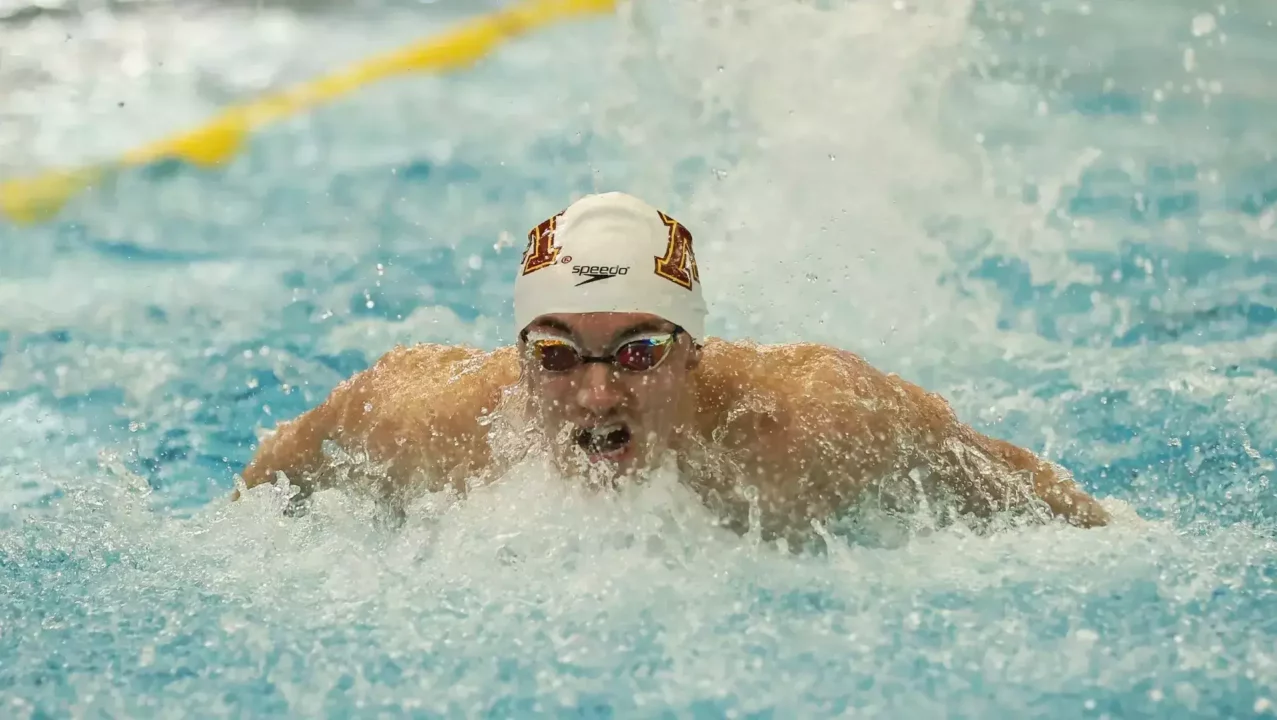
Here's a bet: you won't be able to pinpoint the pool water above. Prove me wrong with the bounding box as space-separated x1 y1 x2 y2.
2 0 1276 716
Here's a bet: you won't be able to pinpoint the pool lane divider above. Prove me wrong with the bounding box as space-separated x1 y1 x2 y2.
0 0 619 225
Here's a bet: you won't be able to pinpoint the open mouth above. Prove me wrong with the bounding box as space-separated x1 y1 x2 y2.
574 423 633 461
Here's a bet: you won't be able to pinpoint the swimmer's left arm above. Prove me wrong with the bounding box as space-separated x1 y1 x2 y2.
885 376 1111 528
927 420 1112 528
796 352 1110 529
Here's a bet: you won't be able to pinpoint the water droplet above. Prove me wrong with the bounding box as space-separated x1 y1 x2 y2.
1258 208 1276 232
1191 12 1216 36
365 300 375 309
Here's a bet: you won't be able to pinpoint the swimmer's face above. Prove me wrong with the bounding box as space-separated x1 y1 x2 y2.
518 312 701 480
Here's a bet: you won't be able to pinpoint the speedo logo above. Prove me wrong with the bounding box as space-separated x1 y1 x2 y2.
572 265 630 286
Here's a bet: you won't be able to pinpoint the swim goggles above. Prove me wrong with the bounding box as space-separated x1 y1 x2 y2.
521 328 685 373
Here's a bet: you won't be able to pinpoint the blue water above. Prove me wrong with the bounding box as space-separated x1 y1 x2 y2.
2 0 1277 716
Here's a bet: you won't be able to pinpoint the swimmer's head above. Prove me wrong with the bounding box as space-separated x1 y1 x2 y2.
513 192 707 478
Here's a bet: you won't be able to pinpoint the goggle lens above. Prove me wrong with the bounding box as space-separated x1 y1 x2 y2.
528 332 680 373
535 342 581 372
614 338 669 371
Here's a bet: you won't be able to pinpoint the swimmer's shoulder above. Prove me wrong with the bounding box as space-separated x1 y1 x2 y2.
696 337 877 395
329 343 520 435
706 340 961 450
358 342 520 398
240 343 519 498
693 338 878 442
366 342 517 376
696 339 939 474
353 343 520 484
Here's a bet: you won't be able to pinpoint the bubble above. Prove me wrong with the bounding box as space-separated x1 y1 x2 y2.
1191 13 1217 37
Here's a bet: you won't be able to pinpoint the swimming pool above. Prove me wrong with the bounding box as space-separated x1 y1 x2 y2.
2 0 1276 715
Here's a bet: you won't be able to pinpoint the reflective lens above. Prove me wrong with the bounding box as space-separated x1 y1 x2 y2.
613 336 674 371
533 341 582 371
527 331 680 373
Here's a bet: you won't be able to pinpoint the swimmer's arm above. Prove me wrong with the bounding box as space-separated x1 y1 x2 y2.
886 376 1111 528
957 430 1111 528
234 344 512 503
797 354 1109 528
233 364 386 501
234 346 436 501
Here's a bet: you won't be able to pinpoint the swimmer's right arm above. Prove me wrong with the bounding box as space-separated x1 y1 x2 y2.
233 365 384 501
233 344 516 502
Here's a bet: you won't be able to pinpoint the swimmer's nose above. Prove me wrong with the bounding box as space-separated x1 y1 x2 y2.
574 362 624 412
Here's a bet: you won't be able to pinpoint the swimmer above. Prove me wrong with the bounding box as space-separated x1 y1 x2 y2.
236 192 1110 539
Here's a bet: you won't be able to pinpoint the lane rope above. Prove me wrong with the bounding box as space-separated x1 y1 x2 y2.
0 0 618 225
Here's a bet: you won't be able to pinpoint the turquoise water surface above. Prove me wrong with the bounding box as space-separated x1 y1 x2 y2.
2 0 1276 716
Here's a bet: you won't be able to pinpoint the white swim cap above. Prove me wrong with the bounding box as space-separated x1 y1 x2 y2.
513 192 707 340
